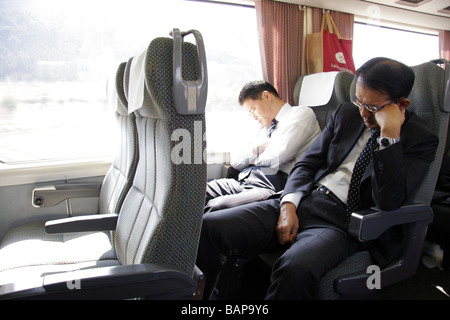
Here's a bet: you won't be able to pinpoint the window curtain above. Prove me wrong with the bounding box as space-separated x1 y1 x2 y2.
255 0 304 105
255 0 354 105
439 30 450 61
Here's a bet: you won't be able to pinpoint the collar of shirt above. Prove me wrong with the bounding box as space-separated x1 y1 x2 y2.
274 103 291 123
265 103 291 136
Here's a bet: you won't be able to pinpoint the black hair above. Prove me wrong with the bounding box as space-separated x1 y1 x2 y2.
238 80 280 105
356 57 415 100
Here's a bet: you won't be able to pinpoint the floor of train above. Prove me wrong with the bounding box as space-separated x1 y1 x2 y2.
215 254 450 300
377 260 450 300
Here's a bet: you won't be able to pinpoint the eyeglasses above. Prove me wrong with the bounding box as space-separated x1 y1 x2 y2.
352 96 400 113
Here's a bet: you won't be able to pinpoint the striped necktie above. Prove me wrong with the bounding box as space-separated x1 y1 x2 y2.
346 129 380 219
267 119 278 138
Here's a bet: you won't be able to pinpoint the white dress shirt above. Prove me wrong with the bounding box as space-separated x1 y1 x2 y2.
281 128 372 207
230 103 321 175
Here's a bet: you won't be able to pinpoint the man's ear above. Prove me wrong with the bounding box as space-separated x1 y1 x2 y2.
261 90 272 102
398 98 410 110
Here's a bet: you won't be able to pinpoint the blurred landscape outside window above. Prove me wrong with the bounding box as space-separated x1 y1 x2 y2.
0 0 262 164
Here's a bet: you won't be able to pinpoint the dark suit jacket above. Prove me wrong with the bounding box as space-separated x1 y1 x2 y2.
282 102 438 264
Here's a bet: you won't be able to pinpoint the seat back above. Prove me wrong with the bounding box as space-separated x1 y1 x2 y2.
99 62 139 214
406 60 450 204
114 29 207 275
293 71 355 130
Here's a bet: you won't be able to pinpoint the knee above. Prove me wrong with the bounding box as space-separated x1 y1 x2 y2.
200 212 233 251
200 213 218 239
267 253 321 299
274 253 318 283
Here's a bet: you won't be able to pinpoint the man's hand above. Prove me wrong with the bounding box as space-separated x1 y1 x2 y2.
375 102 406 138
253 141 270 156
276 202 299 245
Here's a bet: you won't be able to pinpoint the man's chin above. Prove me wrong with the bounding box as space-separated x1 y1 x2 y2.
364 120 379 130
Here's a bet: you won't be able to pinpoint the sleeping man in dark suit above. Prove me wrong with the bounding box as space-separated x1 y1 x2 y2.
196 57 439 299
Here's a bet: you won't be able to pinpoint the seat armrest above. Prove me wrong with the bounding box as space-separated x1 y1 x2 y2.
193 265 205 300
33 183 101 207
0 263 197 300
348 204 433 242
45 213 118 234
335 204 434 295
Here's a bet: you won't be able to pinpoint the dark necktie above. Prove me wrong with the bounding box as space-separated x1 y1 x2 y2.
346 129 380 219
267 119 278 138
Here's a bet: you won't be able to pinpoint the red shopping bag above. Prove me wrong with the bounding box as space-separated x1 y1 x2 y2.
306 12 355 74
322 13 355 73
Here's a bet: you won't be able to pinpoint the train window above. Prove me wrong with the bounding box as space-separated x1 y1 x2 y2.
0 0 261 164
191 1 262 157
353 22 439 68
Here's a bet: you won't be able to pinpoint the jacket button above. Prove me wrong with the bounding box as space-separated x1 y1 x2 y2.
378 160 384 174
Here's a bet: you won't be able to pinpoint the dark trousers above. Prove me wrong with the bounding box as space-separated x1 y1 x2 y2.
196 189 358 299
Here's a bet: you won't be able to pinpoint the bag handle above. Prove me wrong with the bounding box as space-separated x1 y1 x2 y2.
322 12 341 39
321 12 342 39
321 13 326 31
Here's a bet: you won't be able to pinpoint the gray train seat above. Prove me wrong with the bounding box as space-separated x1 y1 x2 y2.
31 61 138 214
428 59 450 270
0 61 138 280
99 60 139 214
0 28 208 300
293 70 355 130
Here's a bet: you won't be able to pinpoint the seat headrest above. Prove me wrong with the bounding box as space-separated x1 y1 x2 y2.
126 29 207 118
409 61 447 113
429 59 450 113
298 72 339 107
116 62 128 113
127 48 149 114
107 62 128 116
123 57 133 102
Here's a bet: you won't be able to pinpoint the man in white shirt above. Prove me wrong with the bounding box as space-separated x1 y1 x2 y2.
205 81 321 212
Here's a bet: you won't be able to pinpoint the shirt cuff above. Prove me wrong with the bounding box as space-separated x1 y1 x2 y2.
281 192 303 208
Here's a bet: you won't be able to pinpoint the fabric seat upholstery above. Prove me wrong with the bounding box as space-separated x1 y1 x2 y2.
100 60 139 214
